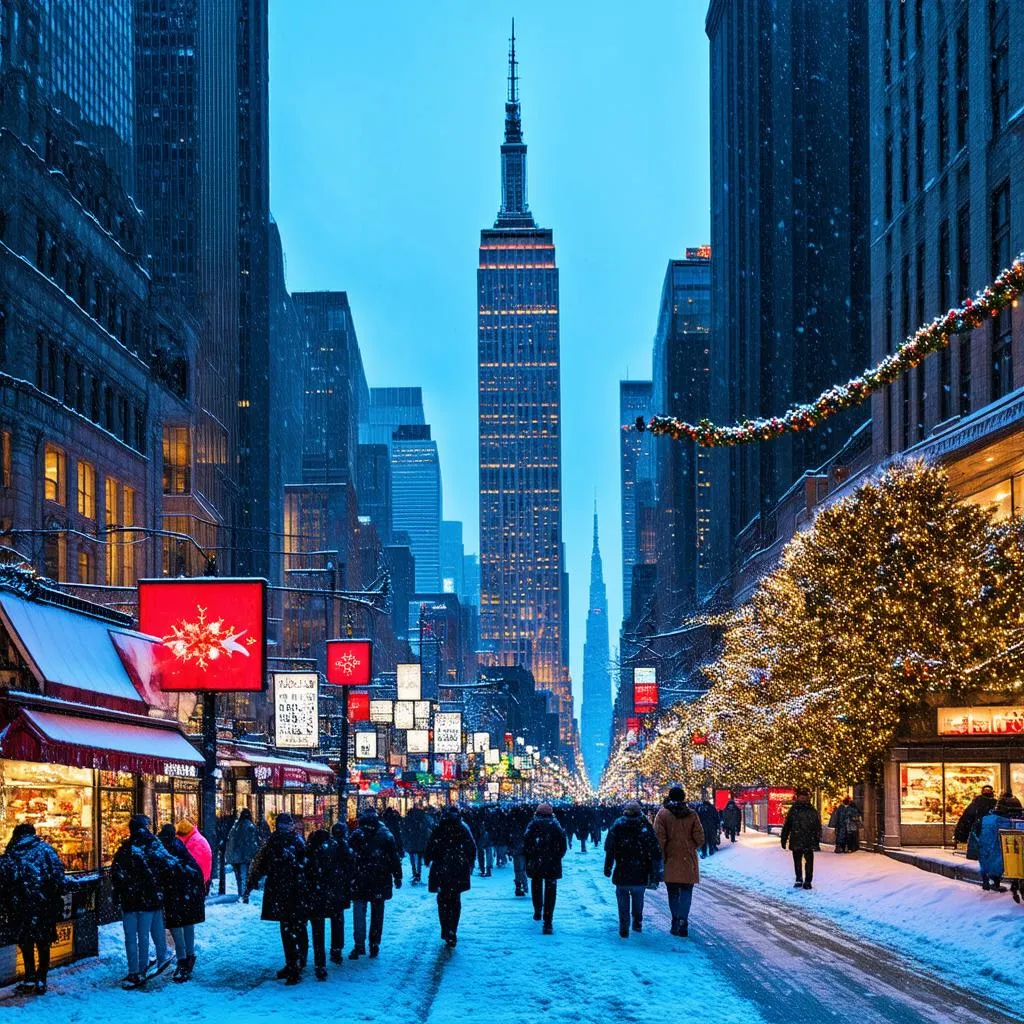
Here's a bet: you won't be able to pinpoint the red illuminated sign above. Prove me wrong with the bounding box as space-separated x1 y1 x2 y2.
326 639 373 686
767 787 797 827
626 716 641 733
348 691 370 722
691 732 708 746
632 667 658 714
139 578 267 693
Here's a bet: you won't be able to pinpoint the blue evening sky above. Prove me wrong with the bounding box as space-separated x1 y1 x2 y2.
269 1 710 710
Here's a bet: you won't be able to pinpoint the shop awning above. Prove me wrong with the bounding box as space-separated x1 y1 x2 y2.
232 749 336 788
1 708 204 778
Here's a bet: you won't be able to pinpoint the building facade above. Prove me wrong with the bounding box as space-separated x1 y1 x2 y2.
580 509 611 789
477 30 572 745
391 424 442 594
619 379 655 621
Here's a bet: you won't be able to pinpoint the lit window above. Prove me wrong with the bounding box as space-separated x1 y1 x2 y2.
44 445 65 504
77 461 96 519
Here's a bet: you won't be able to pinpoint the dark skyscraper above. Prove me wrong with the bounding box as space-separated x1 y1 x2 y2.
581 508 611 789
619 380 655 621
478 27 572 746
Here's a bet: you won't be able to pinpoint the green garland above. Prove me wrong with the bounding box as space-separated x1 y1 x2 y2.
634 252 1024 448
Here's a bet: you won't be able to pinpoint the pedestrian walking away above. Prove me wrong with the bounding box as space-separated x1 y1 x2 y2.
721 798 742 843
246 812 309 985
157 824 206 983
954 785 997 853
175 818 213 891
697 797 721 857
523 803 567 934
348 807 402 959
977 792 1024 895
654 786 704 937
224 808 260 901
780 789 822 890
305 827 352 980
832 797 863 853
424 805 477 947
604 801 662 938
402 802 432 884
508 803 531 897
328 822 355 961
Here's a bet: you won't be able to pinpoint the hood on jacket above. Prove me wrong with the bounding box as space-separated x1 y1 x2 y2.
663 799 693 819
308 829 332 851
330 821 349 841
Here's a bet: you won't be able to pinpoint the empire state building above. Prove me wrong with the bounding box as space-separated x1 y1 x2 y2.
477 26 572 747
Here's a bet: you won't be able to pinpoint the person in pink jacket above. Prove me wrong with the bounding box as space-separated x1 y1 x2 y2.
176 820 213 889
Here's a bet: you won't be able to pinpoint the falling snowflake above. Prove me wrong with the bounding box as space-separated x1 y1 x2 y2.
161 604 252 670
333 651 361 677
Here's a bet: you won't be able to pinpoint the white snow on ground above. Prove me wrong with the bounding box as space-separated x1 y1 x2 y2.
1 850 769 1024
704 832 1024 1003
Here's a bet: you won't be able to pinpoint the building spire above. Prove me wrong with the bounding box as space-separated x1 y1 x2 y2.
496 19 533 226
593 498 599 551
508 19 518 105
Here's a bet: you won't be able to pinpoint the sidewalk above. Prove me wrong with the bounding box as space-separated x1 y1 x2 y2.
882 844 983 883
704 833 1022 1006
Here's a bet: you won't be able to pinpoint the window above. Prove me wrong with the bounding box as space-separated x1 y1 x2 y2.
76 460 96 519
938 223 952 421
899 86 909 206
937 38 949 167
105 477 119 587
884 0 892 84
916 243 926 439
1 430 10 489
915 78 925 191
121 486 136 586
955 18 968 151
990 0 1010 136
162 425 191 494
900 763 1000 826
991 182 1012 399
884 134 894 221
44 445 65 504
43 530 66 581
77 550 93 584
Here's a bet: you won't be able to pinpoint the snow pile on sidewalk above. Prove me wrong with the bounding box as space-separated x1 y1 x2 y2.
706 833 1023 1000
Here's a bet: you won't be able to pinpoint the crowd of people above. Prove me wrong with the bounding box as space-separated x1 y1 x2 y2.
953 784 1024 900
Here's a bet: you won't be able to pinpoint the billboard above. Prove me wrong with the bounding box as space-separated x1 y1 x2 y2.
485 748 500 765
326 639 373 686
633 667 659 714
394 700 415 730
273 672 319 749
471 731 490 754
139 578 267 693
434 712 462 753
396 663 422 702
355 732 378 760
414 700 432 727
369 700 394 724
406 729 430 754
348 691 370 722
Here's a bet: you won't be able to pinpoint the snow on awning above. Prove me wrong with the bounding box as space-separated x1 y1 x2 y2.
1 707 204 778
232 749 336 789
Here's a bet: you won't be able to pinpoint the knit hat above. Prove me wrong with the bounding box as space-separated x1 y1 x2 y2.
536 803 554 817
128 814 151 835
275 812 295 831
175 819 195 837
623 801 642 817
668 786 686 802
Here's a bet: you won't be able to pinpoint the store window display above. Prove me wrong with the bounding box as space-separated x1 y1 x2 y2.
900 763 1001 825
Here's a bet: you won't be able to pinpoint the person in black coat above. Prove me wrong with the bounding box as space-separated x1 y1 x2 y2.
523 803 567 933
111 815 178 988
721 799 742 843
157 824 206 983
246 813 309 985
402 803 432 884
697 799 721 857
953 786 997 846
573 806 592 853
327 822 354 963
347 808 402 959
304 828 352 980
423 806 477 947
603 802 661 938
508 803 532 897
381 805 405 859
5 824 66 994
780 789 822 890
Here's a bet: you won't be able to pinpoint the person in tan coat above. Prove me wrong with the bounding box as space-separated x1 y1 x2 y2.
653 786 705 937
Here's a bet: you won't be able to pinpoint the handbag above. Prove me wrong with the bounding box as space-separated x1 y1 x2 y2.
965 830 980 861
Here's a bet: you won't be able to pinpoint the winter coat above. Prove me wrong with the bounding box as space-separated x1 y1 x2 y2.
486 807 509 846
573 807 591 840
654 801 705 885
248 829 308 922
305 830 352 918
5 834 66 943
349 817 403 902
781 802 822 853
224 817 260 866
403 808 433 855
697 802 721 844
158 836 206 929
834 804 862 846
507 806 530 856
603 814 661 887
954 794 997 844
977 811 1012 877
523 815 568 880
0 854 21 935
721 801 742 833
180 826 212 884
381 809 405 857
111 828 179 913
424 815 477 894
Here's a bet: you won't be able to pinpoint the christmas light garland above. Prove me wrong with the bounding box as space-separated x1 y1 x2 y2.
633 252 1024 448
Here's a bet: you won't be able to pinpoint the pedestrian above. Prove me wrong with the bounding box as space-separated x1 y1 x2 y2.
403 802 432 884
954 785 997 850
347 807 402 959
573 805 591 853
603 801 661 938
508 803 531 897
5 823 66 995
654 786 704 938
523 803 567 934
472 807 494 877
833 797 863 853
110 814 178 989
589 803 602 850
423 805 477 947
305 827 351 980
977 792 1023 895
381 805 405 859
488 804 509 868
327 822 354 963
174 819 212 892
156 824 205 983
246 812 309 985
721 798 742 843
697 798 721 857
780 788 822 890
224 807 260 901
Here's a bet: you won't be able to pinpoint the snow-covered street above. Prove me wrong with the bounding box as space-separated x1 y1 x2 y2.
3 835 1022 1024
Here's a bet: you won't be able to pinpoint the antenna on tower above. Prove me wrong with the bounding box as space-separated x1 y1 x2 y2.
507 19 519 104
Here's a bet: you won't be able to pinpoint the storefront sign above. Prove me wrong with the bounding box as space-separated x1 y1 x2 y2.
394 700 415 730
397 663 422 702
434 712 462 753
348 691 370 721
369 700 393 724
273 672 319 749
471 731 490 754
767 788 796 827
485 748 500 765
355 732 378 759
326 639 373 686
414 700 432 727
407 729 430 754
938 706 1024 736
162 761 200 779
633 667 658 714
139 578 267 692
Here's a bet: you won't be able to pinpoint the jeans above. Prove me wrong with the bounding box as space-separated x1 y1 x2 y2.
477 844 494 874
352 899 385 949
329 915 344 955
170 924 195 961
666 883 694 926
279 918 308 971
310 917 328 968
18 939 51 983
615 885 646 931
512 853 528 892
495 844 508 867
792 850 814 884
437 890 462 937
409 852 423 880
232 862 248 895
122 909 166 976
579 837 587 853
530 877 557 922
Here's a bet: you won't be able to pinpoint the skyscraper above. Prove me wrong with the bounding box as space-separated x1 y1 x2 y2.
478 26 572 746
581 508 611 789
619 380 655 620
391 424 442 594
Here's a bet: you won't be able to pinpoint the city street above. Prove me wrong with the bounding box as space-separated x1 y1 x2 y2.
4 836 1020 1024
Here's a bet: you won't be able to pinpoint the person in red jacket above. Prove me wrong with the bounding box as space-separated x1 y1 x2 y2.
176 820 213 891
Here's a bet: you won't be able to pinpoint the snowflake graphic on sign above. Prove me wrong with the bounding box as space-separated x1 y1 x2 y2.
161 604 254 671
333 652 361 677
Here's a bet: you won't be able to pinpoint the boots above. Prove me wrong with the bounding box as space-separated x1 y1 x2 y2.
348 945 364 960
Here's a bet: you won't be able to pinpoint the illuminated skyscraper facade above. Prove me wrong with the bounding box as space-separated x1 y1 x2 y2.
478 28 572 745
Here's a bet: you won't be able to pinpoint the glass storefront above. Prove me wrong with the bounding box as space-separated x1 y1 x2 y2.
901 762 1002 825
99 771 135 866
152 777 201 830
